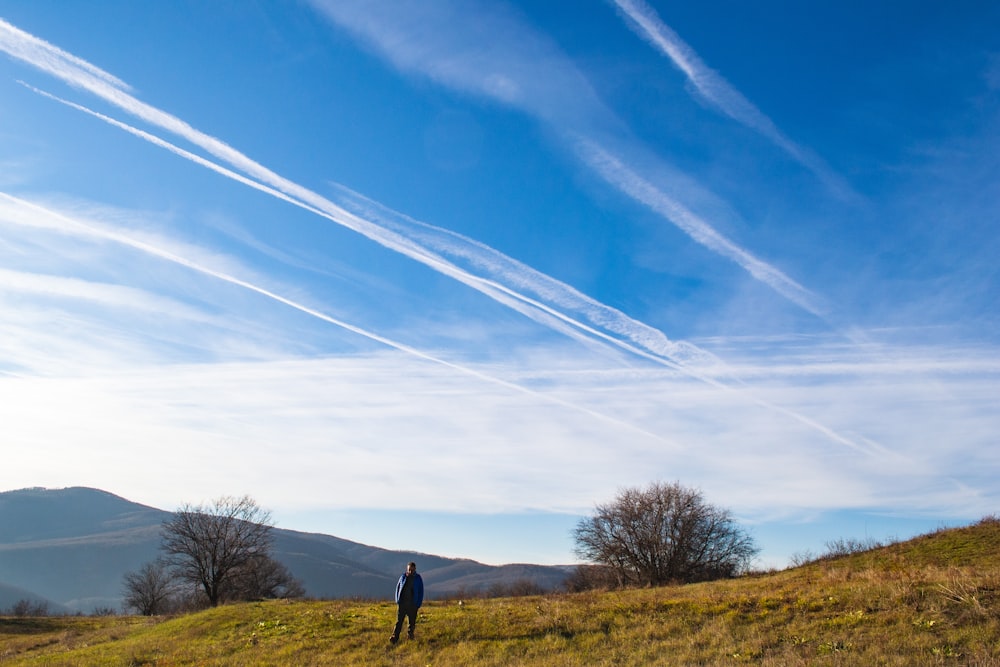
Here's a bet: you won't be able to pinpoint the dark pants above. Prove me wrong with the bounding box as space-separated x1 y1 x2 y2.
392 604 417 638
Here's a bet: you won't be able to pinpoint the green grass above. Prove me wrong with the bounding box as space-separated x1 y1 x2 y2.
3 519 999 666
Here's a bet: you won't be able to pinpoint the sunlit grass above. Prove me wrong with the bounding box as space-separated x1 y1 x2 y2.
2 520 999 666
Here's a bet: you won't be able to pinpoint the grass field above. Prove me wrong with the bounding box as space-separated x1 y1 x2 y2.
2 519 999 666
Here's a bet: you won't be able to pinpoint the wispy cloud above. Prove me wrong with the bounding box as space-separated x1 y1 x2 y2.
26 84 710 370
1 23 713 373
0 190 678 445
305 0 830 317
0 17 130 91
28 88 889 456
2 341 996 521
0 266 201 317
610 0 855 198
0 14 885 456
578 140 827 318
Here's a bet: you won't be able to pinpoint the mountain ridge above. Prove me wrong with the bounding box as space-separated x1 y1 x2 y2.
0 487 571 613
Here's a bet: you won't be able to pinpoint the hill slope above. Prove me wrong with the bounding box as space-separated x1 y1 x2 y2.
0 487 569 612
0 582 71 617
2 519 998 665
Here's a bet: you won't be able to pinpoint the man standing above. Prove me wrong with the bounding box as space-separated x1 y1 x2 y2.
390 561 424 644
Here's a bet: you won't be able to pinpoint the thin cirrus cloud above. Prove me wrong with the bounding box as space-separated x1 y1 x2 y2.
0 8 829 357
0 14 912 460
0 190 672 443
609 0 856 199
6 36 896 462
306 0 833 320
577 140 827 318
0 17 717 375
23 83 707 376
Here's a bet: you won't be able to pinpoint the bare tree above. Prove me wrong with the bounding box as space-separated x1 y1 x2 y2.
122 559 176 615
161 495 280 606
224 553 305 601
573 481 759 587
563 564 620 592
9 598 48 617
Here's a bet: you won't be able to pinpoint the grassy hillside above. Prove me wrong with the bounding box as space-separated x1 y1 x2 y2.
2 519 998 666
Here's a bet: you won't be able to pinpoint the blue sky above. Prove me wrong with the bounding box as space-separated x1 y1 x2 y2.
1 1 998 568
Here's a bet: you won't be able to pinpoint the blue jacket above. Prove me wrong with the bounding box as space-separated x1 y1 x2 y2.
394 572 424 608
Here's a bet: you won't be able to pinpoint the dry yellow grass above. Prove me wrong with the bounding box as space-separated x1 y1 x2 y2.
3 519 999 666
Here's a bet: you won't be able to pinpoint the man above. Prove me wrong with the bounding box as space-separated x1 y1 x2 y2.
390 561 424 644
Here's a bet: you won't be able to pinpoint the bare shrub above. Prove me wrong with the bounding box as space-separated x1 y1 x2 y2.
123 560 177 616
823 536 887 558
788 550 818 567
223 553 305 601
564 564 621 592
10 599 48 617
574 481 759 587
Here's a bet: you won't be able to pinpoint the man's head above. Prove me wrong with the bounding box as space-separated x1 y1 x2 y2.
407 562 417 575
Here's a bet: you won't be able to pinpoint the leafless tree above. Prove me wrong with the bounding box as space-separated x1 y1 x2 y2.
122 559 176 615
223 552 305 601
9 598 48 617
563 563 620 592
573 481 759 587
161 495 286 606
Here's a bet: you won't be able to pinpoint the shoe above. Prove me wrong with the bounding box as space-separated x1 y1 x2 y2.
389 635 398 644
407 631 414 640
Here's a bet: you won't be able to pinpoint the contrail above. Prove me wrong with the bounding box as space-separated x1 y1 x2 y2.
20 91 880 459
579 139 828 319
611 0 778 135
0 190 674 446
305 1 842 317
610 0 855 198
0 17 879 455
327 184 717 367
0 17 129 90
2 13 826 342
1 18 710 371
23 83 714 375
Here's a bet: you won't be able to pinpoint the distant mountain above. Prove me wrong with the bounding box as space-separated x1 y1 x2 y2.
0 487 571 613
0 581 72 616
